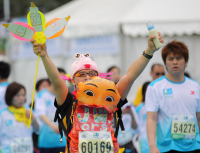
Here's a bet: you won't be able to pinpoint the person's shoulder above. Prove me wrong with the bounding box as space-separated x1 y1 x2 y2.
65 92 74 103
54 91 74 108
185 77 199 86
37 89 49 98
136 103 145 113
0 83 9 91
149 76 166 87
0 108 9 115
0 82 9 87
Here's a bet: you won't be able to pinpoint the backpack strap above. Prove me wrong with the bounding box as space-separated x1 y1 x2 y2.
54 97 77 143
114 98 128 138
54 109 68 142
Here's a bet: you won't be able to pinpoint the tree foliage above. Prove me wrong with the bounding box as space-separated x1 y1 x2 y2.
0 0 72 20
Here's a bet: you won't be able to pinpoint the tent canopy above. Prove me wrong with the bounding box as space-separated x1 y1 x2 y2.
45 0 137 38
45 0 200 38
121 0 200 37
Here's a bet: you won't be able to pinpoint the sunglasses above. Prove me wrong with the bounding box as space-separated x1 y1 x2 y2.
156 72 165 76
74 71 98 77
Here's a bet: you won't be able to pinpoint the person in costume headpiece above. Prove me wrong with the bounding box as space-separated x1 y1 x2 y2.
31 32 164 153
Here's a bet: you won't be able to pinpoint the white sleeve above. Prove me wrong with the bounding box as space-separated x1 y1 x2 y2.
197 84 200 112
35 96 47 117
145 85 159 112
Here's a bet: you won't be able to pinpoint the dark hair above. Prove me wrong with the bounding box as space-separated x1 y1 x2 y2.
36 78 51 92
57 67 66 74
107 66 120 73
184 72 191 78
142 81 151 102
162 40 189 64
5 82 26 106
151 63 164 72
0 62 10 79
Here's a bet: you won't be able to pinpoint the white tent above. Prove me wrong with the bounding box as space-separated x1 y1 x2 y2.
122 0 200 37
45 0 200 37
8 0 200 103
120 0 200 101
45 0 138 38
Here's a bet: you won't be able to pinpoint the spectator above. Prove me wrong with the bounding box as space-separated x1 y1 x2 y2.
133 63 165 106
35 68 67 153
32 78 51 153
36 78 51 93
184 72 191 78
107 66 121 85
0 82 39 153
58 67 74 93
136 81 150 153
118 102 139 153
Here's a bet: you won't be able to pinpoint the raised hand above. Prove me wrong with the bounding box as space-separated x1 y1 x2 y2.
146 32 164 55
31 39 47 57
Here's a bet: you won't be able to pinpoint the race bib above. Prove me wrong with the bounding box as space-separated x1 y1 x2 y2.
171 115 196 139
78 131 114 153
11 137 33 153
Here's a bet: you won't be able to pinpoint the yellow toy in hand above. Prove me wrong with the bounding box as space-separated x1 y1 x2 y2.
2 2 70 129
27 2 70 44
27 2 46 44
2 2 70 45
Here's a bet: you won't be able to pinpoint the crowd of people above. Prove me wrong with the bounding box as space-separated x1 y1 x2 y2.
0 31 200 153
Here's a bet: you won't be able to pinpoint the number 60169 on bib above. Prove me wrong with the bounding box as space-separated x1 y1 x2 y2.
79 131 114 153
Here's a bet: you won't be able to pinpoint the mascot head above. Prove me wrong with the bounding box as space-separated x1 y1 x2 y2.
77 77 121 112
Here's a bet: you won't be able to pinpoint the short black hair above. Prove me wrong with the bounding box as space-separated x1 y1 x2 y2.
36 78 51 92
57 67 66 74
142 81 151 102
107 66 120 73
151 63 163 72
0 62 10 79
184 72 191 78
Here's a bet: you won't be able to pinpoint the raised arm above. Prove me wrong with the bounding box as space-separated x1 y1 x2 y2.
31 39 68 105
116 33 164 100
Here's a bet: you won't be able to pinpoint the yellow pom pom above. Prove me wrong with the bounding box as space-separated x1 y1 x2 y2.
33 32 46 44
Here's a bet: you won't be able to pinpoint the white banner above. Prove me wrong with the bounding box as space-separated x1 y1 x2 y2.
64 35 120 56
7 37 63 61
7 33 119 60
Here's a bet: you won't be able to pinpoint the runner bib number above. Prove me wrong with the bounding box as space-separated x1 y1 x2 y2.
79 131 114 153
171 115 196 139
11 137 33 153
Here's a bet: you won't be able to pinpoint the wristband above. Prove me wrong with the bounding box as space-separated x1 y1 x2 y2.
143 51 153 59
